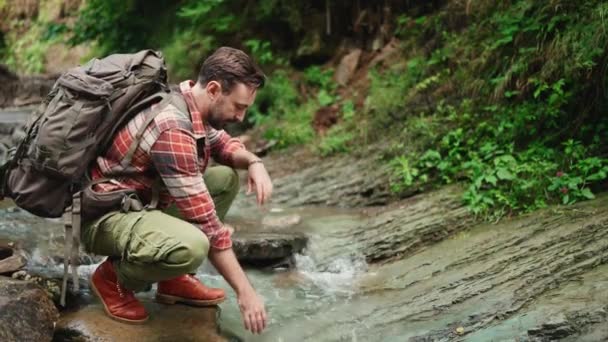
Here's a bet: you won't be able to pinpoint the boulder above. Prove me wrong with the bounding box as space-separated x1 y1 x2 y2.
232 232 307 266
0 276 59 342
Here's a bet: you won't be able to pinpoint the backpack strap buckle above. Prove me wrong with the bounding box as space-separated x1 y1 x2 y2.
120 193 144 212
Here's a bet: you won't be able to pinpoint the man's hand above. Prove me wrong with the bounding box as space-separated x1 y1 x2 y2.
207 248 269 334
238 288 268 334
247 162 273 206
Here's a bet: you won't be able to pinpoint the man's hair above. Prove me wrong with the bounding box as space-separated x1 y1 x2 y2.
198 47 266 93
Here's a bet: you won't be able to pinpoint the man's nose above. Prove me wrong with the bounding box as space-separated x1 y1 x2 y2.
235 111 245 122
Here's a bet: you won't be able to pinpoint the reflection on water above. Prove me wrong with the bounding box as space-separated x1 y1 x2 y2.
198 205 369 341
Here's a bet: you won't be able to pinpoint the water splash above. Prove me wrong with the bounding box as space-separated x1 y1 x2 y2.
294 253 367 295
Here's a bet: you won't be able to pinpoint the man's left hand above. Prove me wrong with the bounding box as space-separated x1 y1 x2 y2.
247 162 272 206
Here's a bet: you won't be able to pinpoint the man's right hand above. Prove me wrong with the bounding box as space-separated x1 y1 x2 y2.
237 288 268 334
207 247 268 334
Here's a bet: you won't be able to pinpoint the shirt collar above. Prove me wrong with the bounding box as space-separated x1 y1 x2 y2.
179 80 205 138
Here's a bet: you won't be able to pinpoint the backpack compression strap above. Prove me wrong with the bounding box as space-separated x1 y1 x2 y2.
60 191 81 306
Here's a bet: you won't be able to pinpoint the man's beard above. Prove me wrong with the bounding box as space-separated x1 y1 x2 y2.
207 105 227 130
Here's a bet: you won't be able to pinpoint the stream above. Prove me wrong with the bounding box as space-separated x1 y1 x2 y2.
1 188 608 341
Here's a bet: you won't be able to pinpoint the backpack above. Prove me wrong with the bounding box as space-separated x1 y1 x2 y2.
0 49 180 305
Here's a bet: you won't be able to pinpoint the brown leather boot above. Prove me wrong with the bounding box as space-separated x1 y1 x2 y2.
156 274 226 306
90 259 149 324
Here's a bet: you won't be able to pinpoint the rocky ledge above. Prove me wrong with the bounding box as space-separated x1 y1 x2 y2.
55 300 225 342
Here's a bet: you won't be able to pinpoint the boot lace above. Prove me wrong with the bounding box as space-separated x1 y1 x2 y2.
116 282 126 298
115 281 136 300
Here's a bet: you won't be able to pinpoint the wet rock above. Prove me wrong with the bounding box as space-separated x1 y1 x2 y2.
528 308 608 341
260 193 608 341
318 185 473 264
261 214 302 229
11 270 87 309
0 245 27 274
528 314 576 340
269 152 392 207
0 276 59 342
232 232 307 266
54 301 226 342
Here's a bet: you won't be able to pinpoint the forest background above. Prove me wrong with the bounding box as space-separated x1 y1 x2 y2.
1 0 607 221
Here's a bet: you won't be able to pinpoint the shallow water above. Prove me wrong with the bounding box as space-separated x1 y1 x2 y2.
2 191 607 341
0 198 370 341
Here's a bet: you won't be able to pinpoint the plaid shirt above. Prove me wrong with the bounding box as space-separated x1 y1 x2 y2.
90 80 244 250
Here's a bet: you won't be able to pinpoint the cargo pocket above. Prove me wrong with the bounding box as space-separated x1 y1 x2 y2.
125 228 183 265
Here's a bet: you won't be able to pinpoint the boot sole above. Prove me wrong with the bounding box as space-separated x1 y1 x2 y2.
155 293 225 306
90 276 149 324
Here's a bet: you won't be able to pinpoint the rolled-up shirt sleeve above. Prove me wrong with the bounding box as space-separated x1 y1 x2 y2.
207 127 245 166
150 128 232 249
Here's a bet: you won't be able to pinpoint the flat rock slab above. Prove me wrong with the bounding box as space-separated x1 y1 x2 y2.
55 300 226 342
0 245 26 274
232 232 307 264
0 276 59 342
261 214 302 229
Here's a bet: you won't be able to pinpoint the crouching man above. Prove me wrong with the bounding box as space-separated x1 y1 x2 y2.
84 47 271 334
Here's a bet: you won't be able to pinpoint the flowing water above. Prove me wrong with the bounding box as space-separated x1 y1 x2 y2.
2 190 608 341
0 198 372 341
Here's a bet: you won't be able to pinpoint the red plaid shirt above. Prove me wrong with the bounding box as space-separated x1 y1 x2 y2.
90 80 244 249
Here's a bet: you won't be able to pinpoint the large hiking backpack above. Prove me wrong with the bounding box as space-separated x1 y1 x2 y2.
0 49 175 305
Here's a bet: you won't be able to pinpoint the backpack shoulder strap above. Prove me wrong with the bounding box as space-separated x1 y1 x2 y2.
120 91 192 167
167 92 189 116
120 92 171 167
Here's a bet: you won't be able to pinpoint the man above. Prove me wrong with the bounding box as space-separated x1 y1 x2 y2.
83 47 271 334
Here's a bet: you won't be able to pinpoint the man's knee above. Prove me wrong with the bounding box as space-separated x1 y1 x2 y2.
165 232 210 272
206 166 239 195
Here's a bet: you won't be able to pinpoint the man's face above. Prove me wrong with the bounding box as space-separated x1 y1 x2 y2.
207 82 257 130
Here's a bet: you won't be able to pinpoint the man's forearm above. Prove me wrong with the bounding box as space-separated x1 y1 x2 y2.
231 148 261 170
208 247 255 296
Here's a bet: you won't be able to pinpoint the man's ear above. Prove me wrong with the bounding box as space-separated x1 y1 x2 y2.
206 81 222 99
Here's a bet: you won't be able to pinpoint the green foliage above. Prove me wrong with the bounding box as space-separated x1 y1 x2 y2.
70 0 137 52
3 22 57 73
247 69 314 148
248 70 298 125
373 0 608 219
41 23 68 42
244 39 284 66
163 31 215 80
316 100 357 156
304 66 335 90
303 65 338 107
5 0 605 220
388 98 608 220
177 0 230 28
262 100 316 148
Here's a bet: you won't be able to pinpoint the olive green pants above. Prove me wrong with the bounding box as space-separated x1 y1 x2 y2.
82 166 239 291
